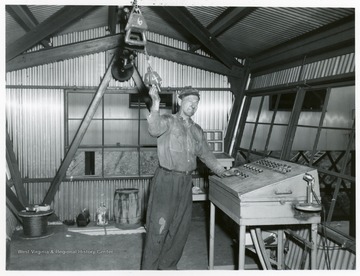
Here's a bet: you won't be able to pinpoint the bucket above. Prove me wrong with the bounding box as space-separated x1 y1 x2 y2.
114 188 141 225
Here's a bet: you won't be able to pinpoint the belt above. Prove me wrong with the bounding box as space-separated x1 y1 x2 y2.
159 166 193 175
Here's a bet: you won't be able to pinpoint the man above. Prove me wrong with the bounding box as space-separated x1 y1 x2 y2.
141 86 239 270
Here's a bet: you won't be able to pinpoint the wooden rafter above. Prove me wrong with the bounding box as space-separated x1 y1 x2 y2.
108 6 118 35
6 5 52 48
162 6 242 69
6 34 241 77
6 5 97 62
190 7 257 52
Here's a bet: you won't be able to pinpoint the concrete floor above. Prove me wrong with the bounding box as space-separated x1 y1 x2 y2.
7 202 260 271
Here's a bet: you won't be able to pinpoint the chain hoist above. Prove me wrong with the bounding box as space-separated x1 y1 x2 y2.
124 0 148 47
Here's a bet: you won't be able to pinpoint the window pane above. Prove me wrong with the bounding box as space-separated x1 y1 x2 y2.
68 120 102 146
259 96 272 123
240 123 254 149
318 129 354 151
66 150 102 177
298 112 321 126
246 97 262 122
68 92 102 119
104 93 139 119
253 124 270 151
273 111 291 124
267 125 287 151
103 148 139 176
140 149 159 175
104 120 138 146
323 86 355 128
292 127 317 150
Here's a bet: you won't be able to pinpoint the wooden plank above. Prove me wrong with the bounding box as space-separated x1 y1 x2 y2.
6 131 29 206
42 54 116 205
6 6 97 62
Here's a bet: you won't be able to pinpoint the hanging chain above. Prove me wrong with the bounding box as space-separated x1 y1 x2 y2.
132 0 139 13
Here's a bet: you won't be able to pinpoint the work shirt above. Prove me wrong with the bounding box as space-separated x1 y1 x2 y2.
147 111 226 176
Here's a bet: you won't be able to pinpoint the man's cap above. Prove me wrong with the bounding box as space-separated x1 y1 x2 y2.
178 86 200 99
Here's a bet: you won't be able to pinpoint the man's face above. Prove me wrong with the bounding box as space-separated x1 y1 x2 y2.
180 95 199 117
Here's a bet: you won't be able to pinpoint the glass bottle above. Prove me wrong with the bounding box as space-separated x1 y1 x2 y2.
96 202 109 226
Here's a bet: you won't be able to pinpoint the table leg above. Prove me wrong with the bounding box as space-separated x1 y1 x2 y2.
277 230 283 269
209 202 215 269
311 223 318 269
238 225 246 270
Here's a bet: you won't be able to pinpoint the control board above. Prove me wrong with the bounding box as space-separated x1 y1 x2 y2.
209 157 321 226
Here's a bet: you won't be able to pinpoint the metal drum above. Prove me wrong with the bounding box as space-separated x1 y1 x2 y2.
113 188 141 225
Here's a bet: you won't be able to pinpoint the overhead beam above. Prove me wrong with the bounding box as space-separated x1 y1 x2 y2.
252 15 355 73
251 44 355 77
108 6 118 35
6 5 97 62
6 5 52 48
162 7 242 69
190 7 257 52
6 35 120 72
246 72 355 96
6 131 29 207
42 54 115 205
6 34 242 77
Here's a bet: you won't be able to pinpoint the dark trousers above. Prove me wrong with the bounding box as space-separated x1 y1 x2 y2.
141 168 193 270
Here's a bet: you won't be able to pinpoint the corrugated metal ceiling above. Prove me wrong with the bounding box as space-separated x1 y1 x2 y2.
5 5 355 60
217 7 354 57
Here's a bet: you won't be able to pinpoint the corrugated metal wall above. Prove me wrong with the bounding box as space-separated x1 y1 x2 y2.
250 53 355 89
6 89 64 178
24 176 207 221
24 179 151 221
285 228 356 269
6 27 232 223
